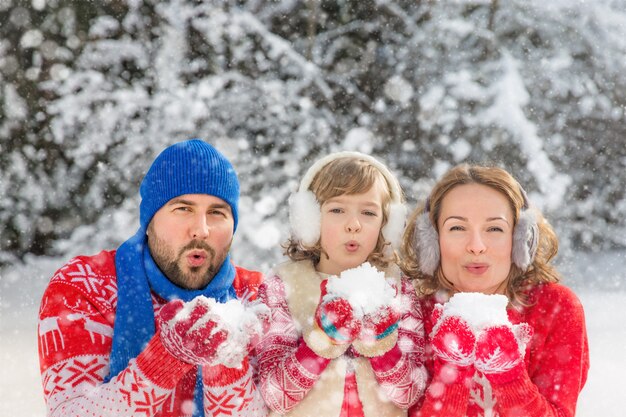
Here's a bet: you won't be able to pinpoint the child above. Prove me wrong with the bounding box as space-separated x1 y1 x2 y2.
256 151 427 417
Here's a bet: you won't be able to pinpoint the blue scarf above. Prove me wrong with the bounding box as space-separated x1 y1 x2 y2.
105 227 236 416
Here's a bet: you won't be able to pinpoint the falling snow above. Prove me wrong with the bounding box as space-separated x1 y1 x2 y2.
1 1 625 416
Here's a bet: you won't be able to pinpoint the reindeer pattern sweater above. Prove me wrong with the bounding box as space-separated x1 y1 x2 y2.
38 250 267 417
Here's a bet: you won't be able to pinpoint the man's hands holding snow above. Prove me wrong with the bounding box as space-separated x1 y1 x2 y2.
430 293 532 385
158 296 268 368
158 298 227 366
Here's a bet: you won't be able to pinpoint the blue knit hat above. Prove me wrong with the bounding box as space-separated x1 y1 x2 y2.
139 139 239 230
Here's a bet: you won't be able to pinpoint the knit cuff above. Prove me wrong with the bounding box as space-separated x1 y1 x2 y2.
490 370 541 410
352 329 398 358
417 372 471 416
203 357 250 387
135 334 194 389
303 323 350 359
368 343 402 372
294 337 331 375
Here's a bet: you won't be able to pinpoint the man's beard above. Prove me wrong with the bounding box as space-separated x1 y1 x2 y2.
148 235 230 290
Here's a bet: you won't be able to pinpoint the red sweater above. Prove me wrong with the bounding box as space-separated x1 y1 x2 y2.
38 250 268 417
410 283 589 417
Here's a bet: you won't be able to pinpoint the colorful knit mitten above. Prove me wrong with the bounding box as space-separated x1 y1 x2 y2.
430 306 476 384
158 298 228 366
360 304 401 342
474 323 532 384
315 280 361 345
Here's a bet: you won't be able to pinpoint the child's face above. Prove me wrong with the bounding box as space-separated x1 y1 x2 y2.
316 179 385 276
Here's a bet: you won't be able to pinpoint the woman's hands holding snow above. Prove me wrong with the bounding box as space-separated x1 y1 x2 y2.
474 322 532 384
158 296 268 368
430 305 477 384
430 293 533 385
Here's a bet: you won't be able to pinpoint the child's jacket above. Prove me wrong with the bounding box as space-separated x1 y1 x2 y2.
256 260 427 417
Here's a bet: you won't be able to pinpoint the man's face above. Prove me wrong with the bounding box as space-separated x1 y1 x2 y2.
147 194 234 290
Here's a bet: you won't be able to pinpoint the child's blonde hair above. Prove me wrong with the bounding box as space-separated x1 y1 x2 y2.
286 153 405 270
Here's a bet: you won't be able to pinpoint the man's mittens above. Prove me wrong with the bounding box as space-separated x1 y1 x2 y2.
158 299 184 323
158 298 229 366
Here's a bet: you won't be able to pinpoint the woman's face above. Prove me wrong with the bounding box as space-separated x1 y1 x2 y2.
437 183 514 294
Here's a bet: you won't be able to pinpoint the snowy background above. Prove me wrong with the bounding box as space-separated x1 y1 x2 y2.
1 0 625 416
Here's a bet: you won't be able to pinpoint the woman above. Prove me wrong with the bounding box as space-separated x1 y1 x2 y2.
402 164 589 417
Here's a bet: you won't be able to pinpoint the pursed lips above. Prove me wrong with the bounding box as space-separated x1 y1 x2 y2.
186 249 208 267
345 240 360 252
464 262 489 274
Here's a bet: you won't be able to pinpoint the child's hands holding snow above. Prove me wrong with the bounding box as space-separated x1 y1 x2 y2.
314 280 362 345
359 304 401 342
158 297 228 367
474 323 532 384
315 263 402 356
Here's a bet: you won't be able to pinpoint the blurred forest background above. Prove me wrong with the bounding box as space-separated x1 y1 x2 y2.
2 3 625 415
1 0 625 271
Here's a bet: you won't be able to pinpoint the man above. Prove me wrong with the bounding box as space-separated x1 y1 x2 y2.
38 139 268 417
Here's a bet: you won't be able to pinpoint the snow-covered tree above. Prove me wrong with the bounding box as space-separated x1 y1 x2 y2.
1 0 625 268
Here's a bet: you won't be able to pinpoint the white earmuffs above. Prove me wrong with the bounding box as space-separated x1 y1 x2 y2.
414 187 539 276
288 151 407 250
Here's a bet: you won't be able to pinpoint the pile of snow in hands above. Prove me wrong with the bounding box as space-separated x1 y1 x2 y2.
325 262 400 318
177 296 268 368
441 292 510 331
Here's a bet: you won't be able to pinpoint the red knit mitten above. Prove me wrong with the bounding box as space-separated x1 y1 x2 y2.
430 307 476 384
315 280 361 345
474 323 532 384
158 298 228 366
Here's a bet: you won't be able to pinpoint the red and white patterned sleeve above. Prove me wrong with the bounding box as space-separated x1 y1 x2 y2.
38 257 192 417
201 358 268 416
367 277 428 409
255 274 331 414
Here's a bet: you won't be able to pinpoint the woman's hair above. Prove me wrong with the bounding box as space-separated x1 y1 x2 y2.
285 156 396 269
400 164 560 306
